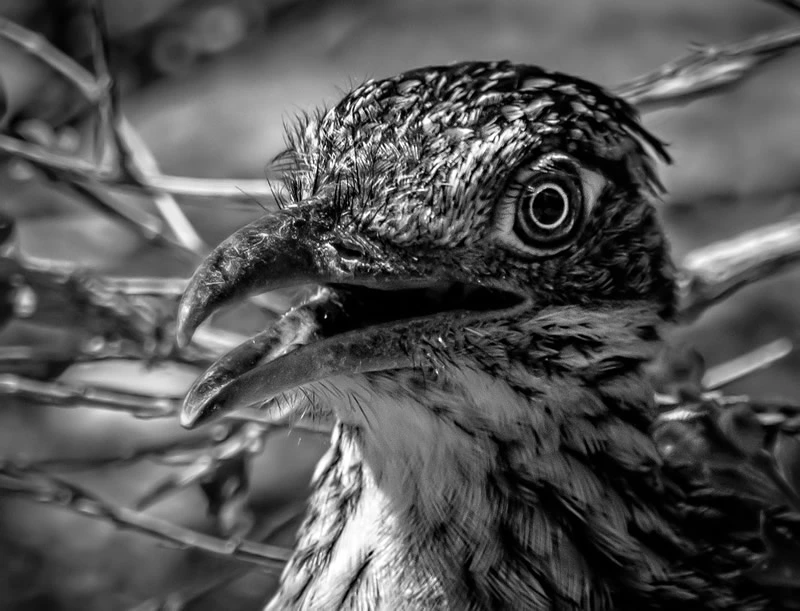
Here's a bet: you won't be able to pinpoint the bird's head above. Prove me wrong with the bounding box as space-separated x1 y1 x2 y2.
176 61 676 440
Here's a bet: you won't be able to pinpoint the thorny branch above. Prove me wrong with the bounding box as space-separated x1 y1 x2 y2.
127 503 307 611
135 422 268 510
0 9 204 256
677 214 800 321
0 461 291 570
87 0 208 255
0 12 282 200
615 27 800 112
0 371 332 434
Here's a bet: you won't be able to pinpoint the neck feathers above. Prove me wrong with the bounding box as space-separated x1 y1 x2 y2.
269 305 763 610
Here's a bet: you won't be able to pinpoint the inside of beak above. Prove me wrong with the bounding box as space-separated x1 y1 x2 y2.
176 207 527 429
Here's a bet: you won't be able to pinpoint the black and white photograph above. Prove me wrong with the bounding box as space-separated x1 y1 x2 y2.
0 1 799 609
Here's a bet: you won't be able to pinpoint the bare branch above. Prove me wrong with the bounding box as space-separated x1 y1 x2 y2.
0 17 102 101
117 120 209 253
677 214 800 320
83 1 207 255
0 462 291 570
0 368 334 441
0 135 203 258
145 175 280 200
136 423 267 510
0 374 180 417
26 433 227 471
126 503 306 611
0 133 107 177
703 338 793 390
99 275 188 297
7 255 182 359
0 133 282 200
0 13 283 211
86 0 119 167
616 28 800 112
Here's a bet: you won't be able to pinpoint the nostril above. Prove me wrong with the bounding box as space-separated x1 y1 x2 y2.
336 243 366 259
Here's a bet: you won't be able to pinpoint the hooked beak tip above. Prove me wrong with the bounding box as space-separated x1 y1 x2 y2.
179 398 219 429
178 409 197 429
175 297 199 349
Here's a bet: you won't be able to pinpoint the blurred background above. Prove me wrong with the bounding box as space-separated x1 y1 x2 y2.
0 0 798 609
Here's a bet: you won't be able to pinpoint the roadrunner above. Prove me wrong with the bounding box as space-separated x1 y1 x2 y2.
176 62 784 609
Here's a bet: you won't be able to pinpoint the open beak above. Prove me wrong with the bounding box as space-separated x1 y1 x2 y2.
176 203 525 429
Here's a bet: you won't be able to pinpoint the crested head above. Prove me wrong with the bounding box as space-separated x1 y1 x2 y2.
279 61 676 320
173 61 741 611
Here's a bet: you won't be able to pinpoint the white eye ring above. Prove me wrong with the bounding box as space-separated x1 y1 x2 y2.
492 155 606 257
521 183 570 231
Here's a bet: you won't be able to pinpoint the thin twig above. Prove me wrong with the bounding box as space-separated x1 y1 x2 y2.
0 17 102 101
86 0 119 168
135 422 267 510
24 430 230 471
126 502 306 611
0 133 281 200
85 1 207 255
146 175 280 200
0 462 291 569
60 180 199 259
11 416 330 473
616 27 800 112
0 374 180 417
117 120 208 254
703 338 793 390
9 255 179 358
677 214 800 320
0 13 283 207
0 370 335 438
98 276 188 297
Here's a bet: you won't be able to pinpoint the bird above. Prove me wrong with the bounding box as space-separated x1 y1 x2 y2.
174 61 792 610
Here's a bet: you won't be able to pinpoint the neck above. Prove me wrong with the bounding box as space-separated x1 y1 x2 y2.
270 304 692 610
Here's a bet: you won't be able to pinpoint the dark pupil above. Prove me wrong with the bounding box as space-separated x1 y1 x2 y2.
529 187 566 227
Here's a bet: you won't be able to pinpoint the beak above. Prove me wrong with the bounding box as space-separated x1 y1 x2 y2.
176 204 341 348
177 203 526 429
176 204 423 428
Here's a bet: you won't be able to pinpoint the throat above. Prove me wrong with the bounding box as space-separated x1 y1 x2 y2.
274 305 677 609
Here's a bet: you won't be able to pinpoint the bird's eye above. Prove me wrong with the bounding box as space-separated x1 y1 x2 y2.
516 181 573 239
493 154 605 256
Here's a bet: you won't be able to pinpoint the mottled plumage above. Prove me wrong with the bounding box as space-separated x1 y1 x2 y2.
177 62 782 610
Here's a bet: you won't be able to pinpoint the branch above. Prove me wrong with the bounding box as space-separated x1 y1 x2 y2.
0 369 335 441
135 422 267 510
0 461 291 570
0 17 102 101
0 12 283 220
703 338 793 390
127 502 306 610
86 1 207 255
3 255 181 361
0 132 280 200
24 433 233 471
677 214 800 320
616 27 800 112
0 374 180 417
